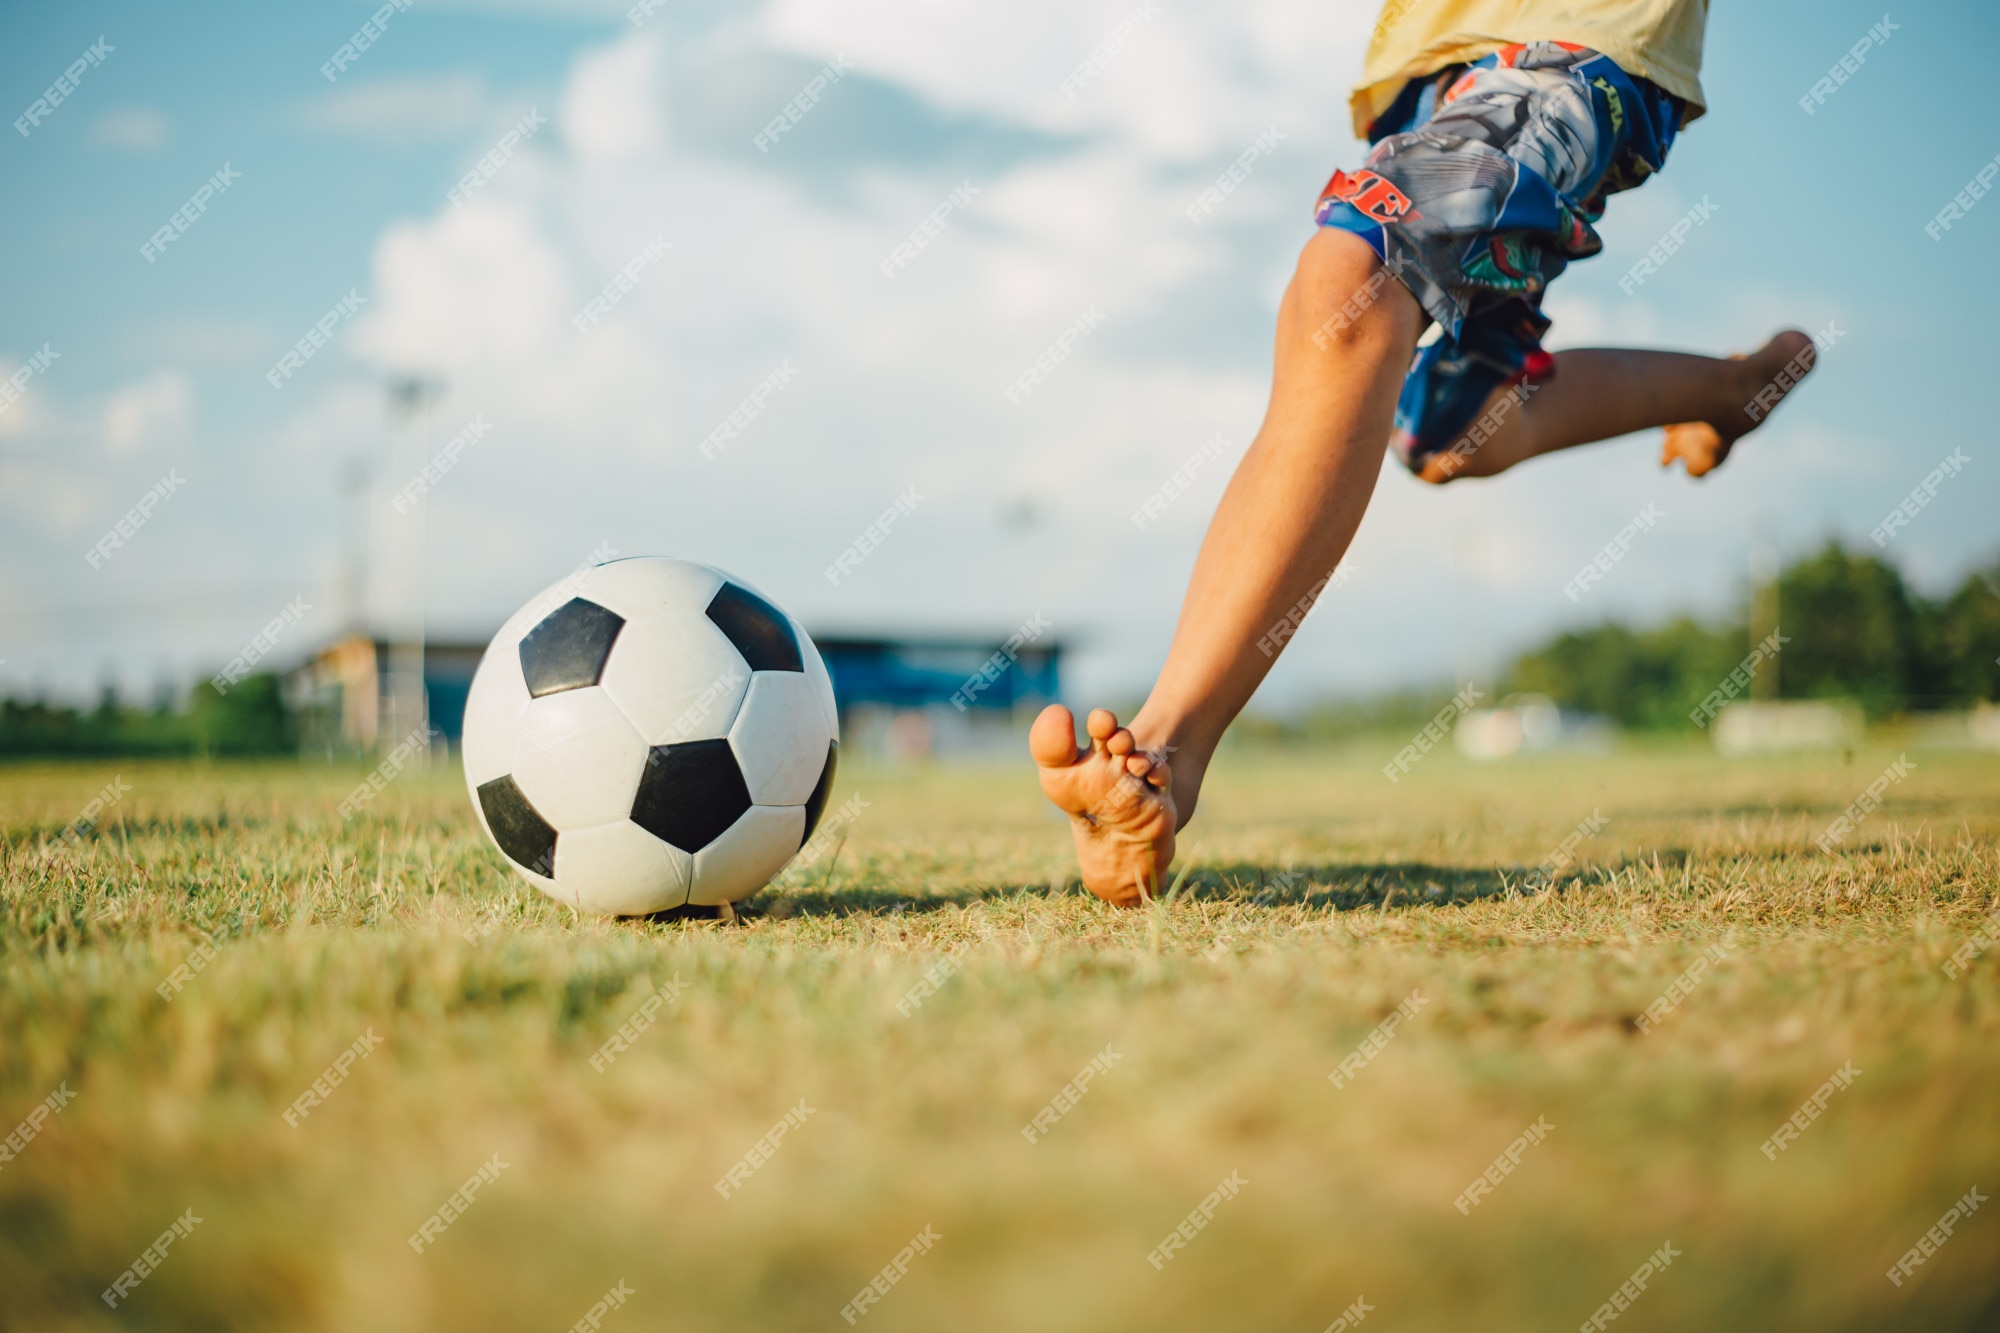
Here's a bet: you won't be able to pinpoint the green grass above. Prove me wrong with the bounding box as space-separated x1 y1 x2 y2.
3 740 1999 1331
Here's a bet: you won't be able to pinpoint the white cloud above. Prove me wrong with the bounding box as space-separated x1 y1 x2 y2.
12 1 1989 708
295 15 1375 689
0 358 50 442
104 373 193 457
759 0 1363 163
561 33 668 163
257 6 1922 705
357 201 576 372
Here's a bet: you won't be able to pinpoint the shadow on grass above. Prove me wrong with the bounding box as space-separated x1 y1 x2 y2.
729 861 1558 920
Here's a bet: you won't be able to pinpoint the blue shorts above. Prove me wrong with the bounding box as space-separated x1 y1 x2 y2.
1317 43 1684 472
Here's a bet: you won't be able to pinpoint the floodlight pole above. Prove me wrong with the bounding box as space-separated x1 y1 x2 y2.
387 376 445 761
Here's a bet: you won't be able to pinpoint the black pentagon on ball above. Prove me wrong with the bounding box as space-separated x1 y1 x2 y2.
799 741 839 848
705 582 803 673
518 597 625 698
476 775 557 877
630 738 753 853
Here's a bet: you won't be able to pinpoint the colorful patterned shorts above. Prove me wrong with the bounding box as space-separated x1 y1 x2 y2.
1316 43 1684 472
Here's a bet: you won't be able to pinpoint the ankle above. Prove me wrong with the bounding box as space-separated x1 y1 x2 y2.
1124 702 1168 750
1715 357 1774 430
1126 708 1210 771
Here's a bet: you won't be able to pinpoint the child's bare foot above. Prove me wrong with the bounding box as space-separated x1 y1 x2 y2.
1031 705 1176 908
1659 329 1816 478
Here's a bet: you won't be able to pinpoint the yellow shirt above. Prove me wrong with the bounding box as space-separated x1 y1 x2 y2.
1352 0 1709 137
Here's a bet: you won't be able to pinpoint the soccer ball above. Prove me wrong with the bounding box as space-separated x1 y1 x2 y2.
461 557 839 914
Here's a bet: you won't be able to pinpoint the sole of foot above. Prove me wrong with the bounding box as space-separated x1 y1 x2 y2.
1030 704 1176 908
1660 329 1816 478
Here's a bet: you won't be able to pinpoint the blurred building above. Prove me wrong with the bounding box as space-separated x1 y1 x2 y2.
283 630 1063 760
1710 700 1863 755
284 634 483 756
815 634 1064 760
1454 694 1616 760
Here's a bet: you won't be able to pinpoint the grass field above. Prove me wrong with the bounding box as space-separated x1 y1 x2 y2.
4 738 1999 1331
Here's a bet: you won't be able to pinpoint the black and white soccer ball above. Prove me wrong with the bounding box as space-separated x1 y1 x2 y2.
461 557 839 914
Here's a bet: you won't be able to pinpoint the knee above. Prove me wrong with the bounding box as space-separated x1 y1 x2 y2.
1284 229 1420 352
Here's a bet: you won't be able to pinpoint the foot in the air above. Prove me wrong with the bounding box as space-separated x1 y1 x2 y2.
1031 705 1176 908
1660 329 1816 478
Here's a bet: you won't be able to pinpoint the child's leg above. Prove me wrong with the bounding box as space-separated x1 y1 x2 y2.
1031 228 1423 905
1419 332 1817 483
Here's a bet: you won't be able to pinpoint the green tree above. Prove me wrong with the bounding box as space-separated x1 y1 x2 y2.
1503 617 1743 728
1496 544 2000 726
188 674 297 755
0 675 297 757
1930 562 2000 705
1773 543 1922 714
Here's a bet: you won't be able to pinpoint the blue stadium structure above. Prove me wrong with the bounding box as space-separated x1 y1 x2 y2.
287 630 1063 757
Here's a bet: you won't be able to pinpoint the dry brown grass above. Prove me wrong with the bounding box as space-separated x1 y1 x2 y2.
2 740 1998 1331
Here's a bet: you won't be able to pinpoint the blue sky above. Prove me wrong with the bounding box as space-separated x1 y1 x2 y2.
2 0 1993 711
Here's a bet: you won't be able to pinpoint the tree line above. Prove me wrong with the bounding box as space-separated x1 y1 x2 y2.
1504 542 2000 726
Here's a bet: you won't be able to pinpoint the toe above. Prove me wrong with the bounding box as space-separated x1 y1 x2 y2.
1086 708 1118 743
1125 754 1151 777
1792 335 1818 375
1756 329 1815 381
1030 705 1081 768
1106 729 1135 757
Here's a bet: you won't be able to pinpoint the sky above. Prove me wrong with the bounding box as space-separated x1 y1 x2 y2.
2 0 1994 714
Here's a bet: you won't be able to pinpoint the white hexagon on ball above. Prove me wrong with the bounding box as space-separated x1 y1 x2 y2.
690 806 808 906
460 639 531 788
580 558 724 623
509 687 648 831
599 612 750 746
730 672 834 806
553 820 693 915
